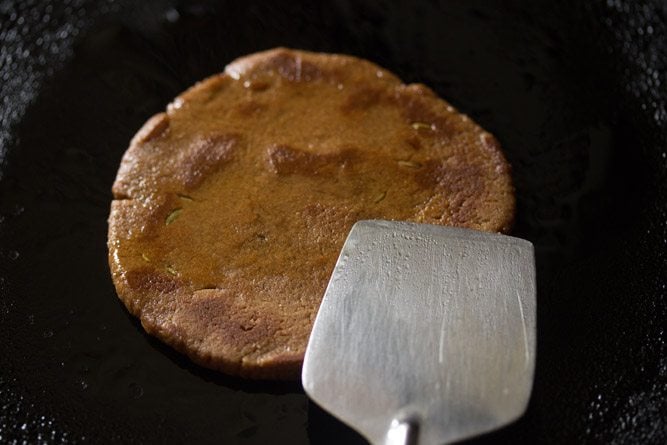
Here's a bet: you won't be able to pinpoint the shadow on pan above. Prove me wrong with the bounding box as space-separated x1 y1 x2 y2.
0 0 665 443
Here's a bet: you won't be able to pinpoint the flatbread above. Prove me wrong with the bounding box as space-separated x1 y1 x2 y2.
108 48 514 379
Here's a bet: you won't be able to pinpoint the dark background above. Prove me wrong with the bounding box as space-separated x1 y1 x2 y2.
0 0 665 443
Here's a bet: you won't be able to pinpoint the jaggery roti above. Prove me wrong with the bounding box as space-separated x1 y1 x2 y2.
107 48 515 379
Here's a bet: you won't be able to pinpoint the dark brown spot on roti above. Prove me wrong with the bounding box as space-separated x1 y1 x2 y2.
391 88 456 139
340 86 384 113
177 134 241 189
406 136 422 150
186 293 274 346
247 79 272 91
235 100 267 117
262 50 323 82
266 144 357 176
125 267 182 294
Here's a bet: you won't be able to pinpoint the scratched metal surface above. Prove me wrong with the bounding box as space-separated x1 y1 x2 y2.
0 0 666 444
304 221 536 445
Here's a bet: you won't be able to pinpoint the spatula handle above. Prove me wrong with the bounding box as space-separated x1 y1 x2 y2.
385 418 419 445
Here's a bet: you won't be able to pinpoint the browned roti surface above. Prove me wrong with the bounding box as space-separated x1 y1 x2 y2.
108 48 515 379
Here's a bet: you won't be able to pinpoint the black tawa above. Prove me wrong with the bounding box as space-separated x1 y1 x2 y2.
1 1 665 443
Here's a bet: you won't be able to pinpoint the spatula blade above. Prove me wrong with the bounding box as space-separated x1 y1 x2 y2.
303 220 536 445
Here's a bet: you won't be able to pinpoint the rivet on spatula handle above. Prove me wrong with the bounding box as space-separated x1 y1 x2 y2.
385 417 419 445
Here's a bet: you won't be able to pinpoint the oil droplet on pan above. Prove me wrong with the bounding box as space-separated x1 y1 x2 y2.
128 382 144 399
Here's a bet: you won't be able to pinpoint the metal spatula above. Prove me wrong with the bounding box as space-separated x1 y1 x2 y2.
302 220 536 445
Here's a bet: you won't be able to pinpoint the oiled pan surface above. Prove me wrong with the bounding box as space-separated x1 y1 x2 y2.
0 1 665 443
